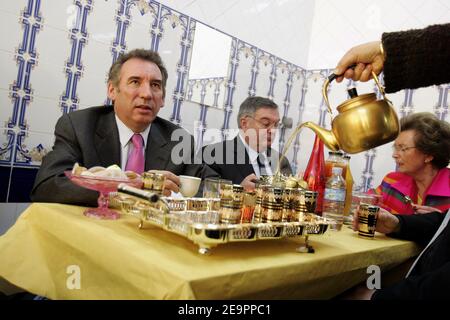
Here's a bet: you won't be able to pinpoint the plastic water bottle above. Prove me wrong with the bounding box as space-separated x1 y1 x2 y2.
322 167 346 231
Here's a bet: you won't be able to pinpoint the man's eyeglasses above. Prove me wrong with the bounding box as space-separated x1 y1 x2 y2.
247 116 282 129
392 145 416 153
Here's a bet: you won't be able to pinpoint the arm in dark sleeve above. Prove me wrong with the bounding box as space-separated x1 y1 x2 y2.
199 143 223 179
371 261 450 299
30 114 98 206
388 212 444 246
382 23 450 93
181 135 220 180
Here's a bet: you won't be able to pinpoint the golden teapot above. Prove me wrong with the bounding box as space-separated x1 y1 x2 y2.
303 72 400 154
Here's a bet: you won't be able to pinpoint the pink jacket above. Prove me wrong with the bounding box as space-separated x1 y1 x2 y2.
372 168 450 215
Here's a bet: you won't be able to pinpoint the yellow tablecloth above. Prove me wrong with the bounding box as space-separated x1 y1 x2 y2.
0 203 420 299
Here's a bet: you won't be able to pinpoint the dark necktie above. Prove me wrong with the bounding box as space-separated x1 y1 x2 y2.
257 153 268 177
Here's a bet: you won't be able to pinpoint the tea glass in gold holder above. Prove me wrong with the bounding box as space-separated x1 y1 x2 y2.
142 171 166 195
219 184 244 224
162 196 219 214
358 203 380 239
208 198 221 211
115 190 163 227
241 191 256 223
303 190 318 214
346 192 382 225
291 190 318 222
282 187 299 222
164 197 187 212
252 182 270 223
261 186 284 223
203 177 232 199
186 198 209 211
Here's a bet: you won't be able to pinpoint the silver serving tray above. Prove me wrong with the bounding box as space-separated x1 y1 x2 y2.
111 187 334 254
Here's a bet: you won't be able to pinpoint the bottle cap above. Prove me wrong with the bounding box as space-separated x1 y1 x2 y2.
332 167 343 175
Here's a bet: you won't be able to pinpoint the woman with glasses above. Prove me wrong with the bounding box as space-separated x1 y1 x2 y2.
334 24 450 300
371 112 450 215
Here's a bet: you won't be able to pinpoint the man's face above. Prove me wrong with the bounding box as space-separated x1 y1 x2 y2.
240 107 280 152
107 58 165 132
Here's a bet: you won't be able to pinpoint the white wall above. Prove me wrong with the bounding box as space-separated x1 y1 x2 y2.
307 0 450 69
158 0 315 68
158 0 450 69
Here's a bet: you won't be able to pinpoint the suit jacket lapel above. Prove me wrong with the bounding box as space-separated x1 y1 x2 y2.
233 136 255 180
145 118 170 170
94 109 121 167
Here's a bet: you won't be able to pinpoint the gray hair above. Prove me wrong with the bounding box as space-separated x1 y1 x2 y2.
237 96 279 128
108 48 168 97
400 112 450 169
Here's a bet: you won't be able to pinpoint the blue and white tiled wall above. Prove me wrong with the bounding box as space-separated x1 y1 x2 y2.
1 1 448 227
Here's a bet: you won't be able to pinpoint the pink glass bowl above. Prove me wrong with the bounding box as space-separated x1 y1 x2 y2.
65 170 143 220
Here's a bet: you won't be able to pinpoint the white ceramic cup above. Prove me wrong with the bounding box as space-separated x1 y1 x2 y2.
179 175 202 197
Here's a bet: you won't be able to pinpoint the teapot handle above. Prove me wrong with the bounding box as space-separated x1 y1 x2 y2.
323 67 387 115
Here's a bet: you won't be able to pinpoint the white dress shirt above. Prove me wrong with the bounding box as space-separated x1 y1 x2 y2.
238 133 272 177
115 115 151 170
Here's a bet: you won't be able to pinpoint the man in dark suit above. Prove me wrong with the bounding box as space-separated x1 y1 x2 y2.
348 208 450 299
201 96 292 191
31 49 217 206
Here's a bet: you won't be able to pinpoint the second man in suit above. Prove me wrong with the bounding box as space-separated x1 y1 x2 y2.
201 96 292 191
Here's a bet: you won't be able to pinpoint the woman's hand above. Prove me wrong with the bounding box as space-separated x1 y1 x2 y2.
353 206 400 234
334 41 385 83
412 204 442 214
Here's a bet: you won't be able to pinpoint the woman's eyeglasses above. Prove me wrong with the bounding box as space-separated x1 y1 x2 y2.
392 145 416 153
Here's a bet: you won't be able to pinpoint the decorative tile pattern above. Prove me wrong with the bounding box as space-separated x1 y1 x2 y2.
156 6 190 125
60 0 92 114
6 0 44 166
0 130 15 164
291 69 309 174
221 38 240 141
274 60 299 158
172 16 194 125
434 85 449 120
187 77 226 108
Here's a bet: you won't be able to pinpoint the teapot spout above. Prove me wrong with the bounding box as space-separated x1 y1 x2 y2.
303 121 340 151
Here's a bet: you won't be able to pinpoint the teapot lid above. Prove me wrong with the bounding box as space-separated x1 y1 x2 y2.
337 93 376 113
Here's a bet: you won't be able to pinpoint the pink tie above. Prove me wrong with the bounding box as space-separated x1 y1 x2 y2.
126 133 145 174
